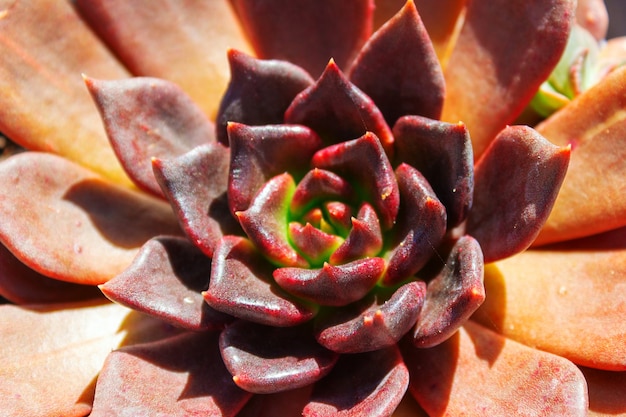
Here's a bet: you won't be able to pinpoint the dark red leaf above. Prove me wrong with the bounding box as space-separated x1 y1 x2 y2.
204 236 317 326
219 321 338 394
285 61 394 154
237 386 313 417
100 236 232 331
413 235 484 348
303 346 409 417
86 76 214 197
349 0 444 124
288 223 343 265
216 50 314 144
153 143 240 257
290 169 356 218
329 203 383 265
315 282 426 353
232 0 374 77
273 257 385 306
393 115 473 228
466 126 570 262
90 331 252 417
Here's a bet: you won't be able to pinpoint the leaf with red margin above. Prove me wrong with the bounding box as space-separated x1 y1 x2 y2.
349 0 444 124
153 143 241 258
216 50 314 144
466 126 570 263
100 236 233 332
0 153 181 285
582 367 626 417
315 282 426 353
90 331 252 417
288 223 344 266
413 235 484 348
219 321 339 394
402 321 589 417
231 0 374 77
0 301 180 417
303 346 409 417
441 0 575 158
85 76 215 197
472 226 626 371
0 0 132 186
290 169 356 217
227 123 323 214
0 243 102 305
204 236 317 326
393 115 473 228
285 61 394 154
535 66 626 245
76 0 252 119
330 203 383 265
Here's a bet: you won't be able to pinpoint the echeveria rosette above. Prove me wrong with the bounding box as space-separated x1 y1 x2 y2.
0 1 625 417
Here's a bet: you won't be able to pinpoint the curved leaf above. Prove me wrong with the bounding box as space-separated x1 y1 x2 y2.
329 203 383 265
582 367 626 417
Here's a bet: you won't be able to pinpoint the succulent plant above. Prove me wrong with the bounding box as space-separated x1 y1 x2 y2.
0 1 625 417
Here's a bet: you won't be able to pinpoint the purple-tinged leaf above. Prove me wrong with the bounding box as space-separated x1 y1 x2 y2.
316 282 426 353
220 321 338 394
325 202 354 235
285 61 394 154
216 50 314 144
441 0 575 158
153 143 240 258
0 152 181 285
290 169 356 217
227 123 323 214
383 164 447 286
236 173 309 268
232 0 374 77
402 321 588 417
303 346 409 417
86 76 214 197
413 235 484 348
466 126 570 263
204 236 317 326
237 386 313 417
90 331 252 417
274 257 385 306
393 115 473 228
312 132 399 230
330 203 383 265
349 0 444 124
0 243 102 304
100 236 232 332
288 223 344 265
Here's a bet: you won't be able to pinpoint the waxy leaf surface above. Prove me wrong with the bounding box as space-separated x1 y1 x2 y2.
582 367 626 417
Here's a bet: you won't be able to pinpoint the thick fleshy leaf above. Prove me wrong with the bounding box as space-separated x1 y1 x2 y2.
76 0 252 119
535 66 626 245
204 236 317 326
0 243 102 304
330 203 383 265
232 0 374 77
90 331 251 417
237 386 313 417
412 235 484 348
290 169 356 217
393 115 473 228
220 321 338 394
315 282 426 353
228 123 323 214
216 50 314 144
303 346 409 417
0 153 180 285
100 236 232 331
466 126 570 263
472 226 626 370
0 301 179 417
274 257 385 306
349 0 444 124
383 163 447 286
153 143 240 257
402 321 589 417
236 173 309 268
582 367 626 417
441 0 575 157
0 0 132 185
288 223 344 265
285 61 394 153
312 132 399 230
85 76 214 196
576 0 608 40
